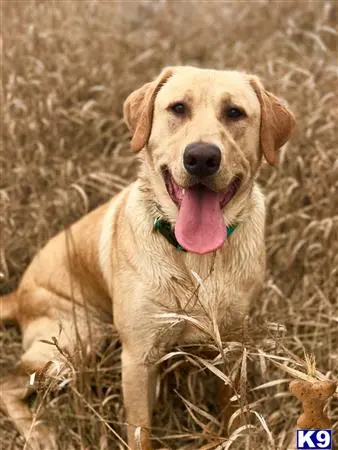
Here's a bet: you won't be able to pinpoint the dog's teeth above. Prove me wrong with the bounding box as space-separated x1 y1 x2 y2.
29 372 36 386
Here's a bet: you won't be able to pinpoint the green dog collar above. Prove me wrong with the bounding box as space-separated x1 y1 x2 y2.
153 218 238 253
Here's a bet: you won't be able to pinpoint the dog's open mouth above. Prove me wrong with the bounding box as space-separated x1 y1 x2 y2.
164 171 241 209
163 171 241 254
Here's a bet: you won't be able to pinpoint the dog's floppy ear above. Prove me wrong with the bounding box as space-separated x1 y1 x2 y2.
250 77 295 165
123 68 173 152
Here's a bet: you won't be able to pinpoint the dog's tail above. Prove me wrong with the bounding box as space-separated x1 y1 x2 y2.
0 291 18 322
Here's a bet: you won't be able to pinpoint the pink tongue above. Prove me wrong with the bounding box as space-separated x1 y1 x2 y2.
175 185 226 254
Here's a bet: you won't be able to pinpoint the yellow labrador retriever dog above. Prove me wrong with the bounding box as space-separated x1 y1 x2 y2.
0 66 295 449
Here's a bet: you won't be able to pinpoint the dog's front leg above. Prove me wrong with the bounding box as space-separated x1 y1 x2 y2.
121 345 157 450
114 276 185 448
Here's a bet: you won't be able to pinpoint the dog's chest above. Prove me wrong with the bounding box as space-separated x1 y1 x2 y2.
148 252 248 344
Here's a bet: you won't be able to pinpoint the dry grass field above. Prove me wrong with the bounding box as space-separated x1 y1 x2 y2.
1 1 337 449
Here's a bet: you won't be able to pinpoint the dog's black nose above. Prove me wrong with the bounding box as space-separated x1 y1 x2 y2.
183 142 221 177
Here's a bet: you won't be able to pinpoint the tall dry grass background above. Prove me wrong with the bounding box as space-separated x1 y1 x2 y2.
1 1 337 449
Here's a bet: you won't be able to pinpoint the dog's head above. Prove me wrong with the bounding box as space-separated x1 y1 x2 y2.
124 66 295 254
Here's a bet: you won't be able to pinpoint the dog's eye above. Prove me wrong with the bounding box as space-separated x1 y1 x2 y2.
169 102 186 116
226 107 245 120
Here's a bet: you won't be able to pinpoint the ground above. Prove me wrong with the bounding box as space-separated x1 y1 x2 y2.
1 1 337 449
